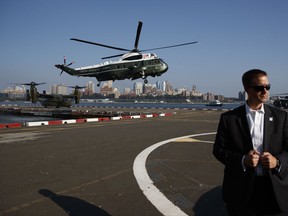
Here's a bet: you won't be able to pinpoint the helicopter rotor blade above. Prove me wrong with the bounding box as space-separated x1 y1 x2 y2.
272 93 288 96
67 86 85 89
8 82 31 86
70 22 197 60
70 38 130 52
101 41 197 59
134 21 143 51
11 82 46 86
21 83 33 86
67 61 75 67
141 41 198 52
101 53 126 60
34 82 46 86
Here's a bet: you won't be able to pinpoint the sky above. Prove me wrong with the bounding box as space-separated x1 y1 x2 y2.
1 0 287 97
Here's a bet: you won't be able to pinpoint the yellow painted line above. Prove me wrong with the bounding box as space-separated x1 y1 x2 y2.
174 137 202 142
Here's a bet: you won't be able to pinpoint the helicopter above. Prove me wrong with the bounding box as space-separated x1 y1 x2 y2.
16 82 83 108
272 93 288 109
55 21 198 87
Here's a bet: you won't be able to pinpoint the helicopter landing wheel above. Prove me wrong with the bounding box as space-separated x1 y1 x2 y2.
140 71 146 79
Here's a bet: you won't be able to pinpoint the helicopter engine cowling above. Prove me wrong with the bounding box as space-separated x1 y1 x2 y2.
25 90 31 101
30 87 38 103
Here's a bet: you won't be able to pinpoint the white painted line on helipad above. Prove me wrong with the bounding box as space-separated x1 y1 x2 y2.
133 132 216 216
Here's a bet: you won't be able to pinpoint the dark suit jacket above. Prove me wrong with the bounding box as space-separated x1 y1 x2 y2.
213 104 288 212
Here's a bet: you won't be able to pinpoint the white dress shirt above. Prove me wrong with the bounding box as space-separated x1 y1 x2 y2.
245 103 265 175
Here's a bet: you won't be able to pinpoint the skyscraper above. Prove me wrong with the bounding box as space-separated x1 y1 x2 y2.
51 84 67 95
134 82 143 95
85 81 95 95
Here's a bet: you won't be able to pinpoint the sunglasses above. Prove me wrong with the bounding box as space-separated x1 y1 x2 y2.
249 84 271 92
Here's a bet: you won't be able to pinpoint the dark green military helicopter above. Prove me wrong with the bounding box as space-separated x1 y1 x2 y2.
55 21 197 87
19 82 83 108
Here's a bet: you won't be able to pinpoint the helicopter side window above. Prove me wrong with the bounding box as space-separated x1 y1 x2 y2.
123 54 142 60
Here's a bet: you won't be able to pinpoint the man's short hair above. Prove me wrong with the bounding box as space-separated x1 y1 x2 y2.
242 69 268 89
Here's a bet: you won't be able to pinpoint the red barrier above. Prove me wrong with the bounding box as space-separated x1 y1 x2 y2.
0 123 22 129
48 120 63 125
76 119 87 123
0 112 172 129
121 116 131 119
98 117 110 121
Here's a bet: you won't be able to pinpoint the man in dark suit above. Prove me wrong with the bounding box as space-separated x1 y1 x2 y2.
213 69 288 215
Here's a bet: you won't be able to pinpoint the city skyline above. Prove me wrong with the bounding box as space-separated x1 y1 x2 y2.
1 79 230 100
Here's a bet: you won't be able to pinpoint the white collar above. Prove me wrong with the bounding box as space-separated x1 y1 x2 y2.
245 102 265 114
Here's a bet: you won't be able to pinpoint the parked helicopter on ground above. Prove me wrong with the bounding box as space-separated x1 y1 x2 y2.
16 82 83 108
273 93 288 109
55 21 197 87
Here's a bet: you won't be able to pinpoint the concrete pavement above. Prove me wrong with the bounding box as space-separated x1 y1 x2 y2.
0 110 228 216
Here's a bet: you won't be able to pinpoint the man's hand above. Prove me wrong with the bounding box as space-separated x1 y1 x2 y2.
260 152 278 169
244 150 260 167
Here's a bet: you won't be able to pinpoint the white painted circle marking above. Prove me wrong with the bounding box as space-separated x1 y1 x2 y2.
133 132 216 216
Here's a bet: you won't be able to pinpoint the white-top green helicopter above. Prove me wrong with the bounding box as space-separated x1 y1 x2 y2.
55 21 197 87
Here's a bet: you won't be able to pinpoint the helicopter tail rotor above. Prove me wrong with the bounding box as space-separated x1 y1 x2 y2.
59 56 74 75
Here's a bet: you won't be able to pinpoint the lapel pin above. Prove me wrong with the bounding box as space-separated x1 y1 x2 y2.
269 117 273 121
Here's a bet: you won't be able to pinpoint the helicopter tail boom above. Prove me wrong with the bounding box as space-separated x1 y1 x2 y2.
55 64 77 76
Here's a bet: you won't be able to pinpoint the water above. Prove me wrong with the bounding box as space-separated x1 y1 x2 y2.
0 101 242 124
78 102 241 110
